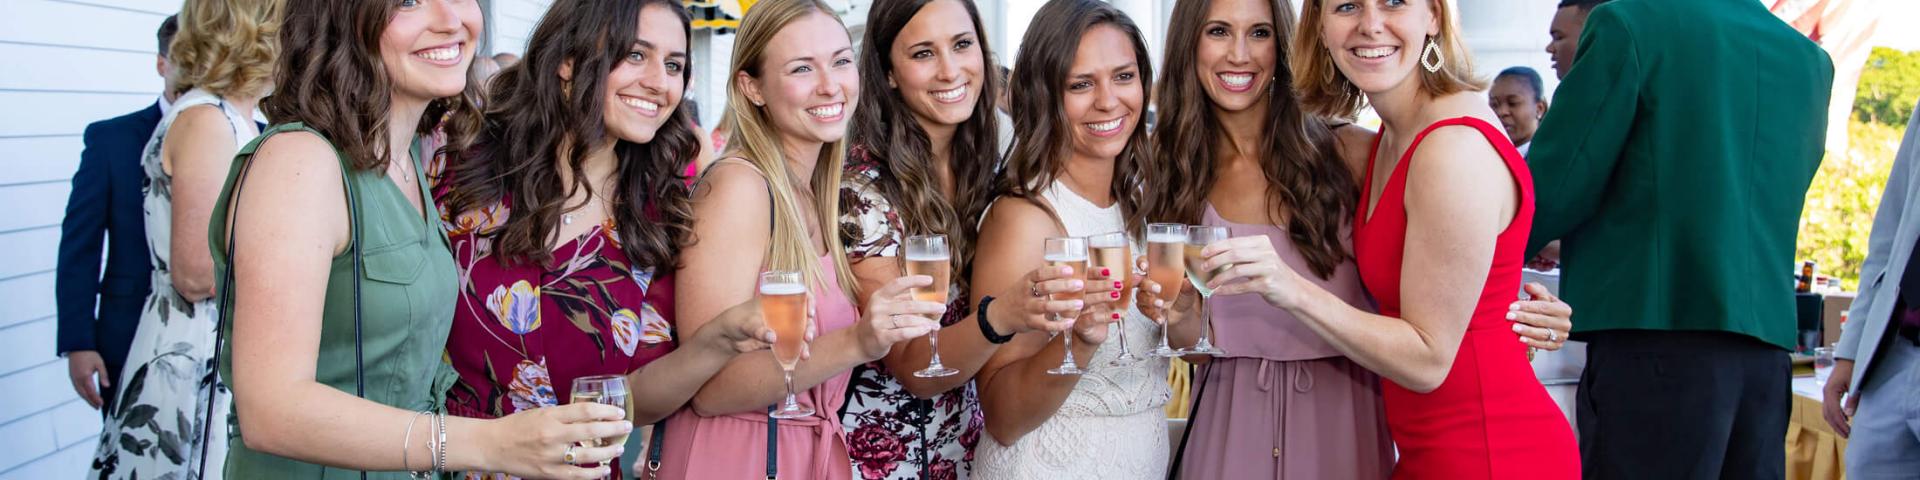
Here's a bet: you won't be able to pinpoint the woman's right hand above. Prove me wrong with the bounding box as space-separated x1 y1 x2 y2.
698 298 778 355
483 403 631 480
987 265 1092 335
854 275 946 361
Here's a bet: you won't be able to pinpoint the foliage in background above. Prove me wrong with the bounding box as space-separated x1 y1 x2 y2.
1853 47 1920 128
1798 119 1901 290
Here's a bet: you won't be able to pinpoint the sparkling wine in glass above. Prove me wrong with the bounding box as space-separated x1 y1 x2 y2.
1044 236 1089 375
1145 223 1188 357
1088 231 1139 366
570 374 632 474
760 271 815 419
904 234 958 378
1183 225 1229 356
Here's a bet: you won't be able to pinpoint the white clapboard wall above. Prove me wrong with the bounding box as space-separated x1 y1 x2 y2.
0 0 548 477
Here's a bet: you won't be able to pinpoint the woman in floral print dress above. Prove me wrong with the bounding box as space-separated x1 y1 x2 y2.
430 1 773 478
838 1 1092 478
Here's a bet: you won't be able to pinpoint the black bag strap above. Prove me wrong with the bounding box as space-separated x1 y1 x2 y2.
766 406 779 479
202 123 369 479
640 419 667 480
1165 361 1212 479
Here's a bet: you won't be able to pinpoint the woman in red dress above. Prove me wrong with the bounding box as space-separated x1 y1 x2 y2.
1189 0 1579 477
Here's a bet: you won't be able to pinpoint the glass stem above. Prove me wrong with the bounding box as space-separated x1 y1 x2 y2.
782 370 798 406
928 331 943 366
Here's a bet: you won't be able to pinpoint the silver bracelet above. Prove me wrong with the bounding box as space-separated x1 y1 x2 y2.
435 412 448 475
403 410 432 477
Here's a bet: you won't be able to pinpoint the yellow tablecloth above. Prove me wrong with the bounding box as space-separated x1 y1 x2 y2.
1787 376 1847 480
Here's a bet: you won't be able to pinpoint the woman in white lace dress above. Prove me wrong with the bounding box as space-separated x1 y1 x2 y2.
969 0 1169 477
89 1 279 478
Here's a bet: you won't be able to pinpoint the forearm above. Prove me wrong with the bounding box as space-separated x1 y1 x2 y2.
689 328 870 416
1286 286 1453 392
882 306 1016 398
235 381 497 473
627 341 735 424
979 335 1095 445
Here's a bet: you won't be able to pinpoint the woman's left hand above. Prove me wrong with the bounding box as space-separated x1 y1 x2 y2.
1509 282 1572 351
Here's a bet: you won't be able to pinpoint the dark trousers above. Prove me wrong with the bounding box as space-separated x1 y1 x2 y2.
1577 330 1790 480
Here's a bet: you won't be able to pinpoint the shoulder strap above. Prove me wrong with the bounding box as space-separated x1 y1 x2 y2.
767 406 779 479
206 122 370 480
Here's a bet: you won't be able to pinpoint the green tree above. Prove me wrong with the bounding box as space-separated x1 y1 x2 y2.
1798 119 1899 289
1853 47 1920 127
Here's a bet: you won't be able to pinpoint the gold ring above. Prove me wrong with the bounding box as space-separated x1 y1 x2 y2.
562 444 577 464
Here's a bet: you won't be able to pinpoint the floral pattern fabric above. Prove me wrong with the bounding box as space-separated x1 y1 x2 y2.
430 157 677 480
836 151 982 480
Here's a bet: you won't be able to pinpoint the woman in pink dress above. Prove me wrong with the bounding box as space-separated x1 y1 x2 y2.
653 1 944 478
431 2 779 478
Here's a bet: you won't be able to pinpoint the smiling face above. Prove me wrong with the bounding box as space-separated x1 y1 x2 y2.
739 11 860 147
380 0 484 107
1545 5 1589 79
1195 0 1280 113
1062 24 1145 163
1317 0 1437 97
888 0 986 130
600 3 689 145
1488 75 1543 145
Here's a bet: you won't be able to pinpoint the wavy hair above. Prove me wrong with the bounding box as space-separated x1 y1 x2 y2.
1293 0 1485 118
169 0 284 99
721 0 859 301
438 0 697 270
1144 0 1355 279
998 0 1150 237
263 0 484 172
849 0 1001 296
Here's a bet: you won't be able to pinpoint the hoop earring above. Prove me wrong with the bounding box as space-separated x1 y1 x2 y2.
1421 37 1445 73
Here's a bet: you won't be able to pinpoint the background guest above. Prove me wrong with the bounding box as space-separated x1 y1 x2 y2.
59 14 179 415
1525 0 1834 477
1823 97 1920 479
91 1 282 477
1490 66 1548 156
1545 0 1611 80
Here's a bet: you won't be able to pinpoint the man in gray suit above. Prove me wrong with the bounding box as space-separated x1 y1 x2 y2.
1825 98 1920 478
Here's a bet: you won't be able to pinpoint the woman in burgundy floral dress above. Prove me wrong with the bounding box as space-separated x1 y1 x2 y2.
839 1 1088 478
431 1 774 478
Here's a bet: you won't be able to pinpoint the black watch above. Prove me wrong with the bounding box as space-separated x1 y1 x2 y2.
977 296 1014 344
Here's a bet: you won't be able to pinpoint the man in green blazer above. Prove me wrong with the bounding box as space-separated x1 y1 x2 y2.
1525 0 1834 478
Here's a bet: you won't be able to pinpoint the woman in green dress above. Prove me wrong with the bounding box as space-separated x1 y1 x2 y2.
209 1 629 478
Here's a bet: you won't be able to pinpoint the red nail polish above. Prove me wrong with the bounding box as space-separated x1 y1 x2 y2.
1102 268 1112 277
1112 312 1122 320
1114 281 1124 289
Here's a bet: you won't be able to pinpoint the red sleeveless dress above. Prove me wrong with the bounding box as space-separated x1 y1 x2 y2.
1352 117 1579 478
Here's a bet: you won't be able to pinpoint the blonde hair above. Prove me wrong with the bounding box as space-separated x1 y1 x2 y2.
169 0 283 99
721 0 860 303
1292 0 1484 118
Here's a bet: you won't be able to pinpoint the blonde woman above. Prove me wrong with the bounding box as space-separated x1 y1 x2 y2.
653 1 942 478
90 0 280 478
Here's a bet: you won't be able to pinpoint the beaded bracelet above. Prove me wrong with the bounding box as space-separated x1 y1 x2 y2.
435 412 448 475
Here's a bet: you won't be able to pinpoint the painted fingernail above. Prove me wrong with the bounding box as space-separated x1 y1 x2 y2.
1072 300 1085 308
1512 323 1524 332
1509 303 1520 310
1111 291 1121 299
1112 312 1122 320
1114 281 1124 289
1102 268 1112 277
1071 281 1084 289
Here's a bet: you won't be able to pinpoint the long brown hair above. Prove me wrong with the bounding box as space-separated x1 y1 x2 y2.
264 1 482 172
998 0 1150 236
849 0 1000 295
1144 0 1355 279
437 0 698 269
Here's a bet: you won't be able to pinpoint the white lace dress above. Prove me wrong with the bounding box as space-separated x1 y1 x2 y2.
972 181 1172 480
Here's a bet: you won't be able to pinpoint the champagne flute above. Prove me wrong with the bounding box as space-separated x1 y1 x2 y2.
1182 225 1229 356
1044 236 1089 375
570 374 632 475
760 271 815 419
1144 223 1188 357
1088 232 1140 365
905 234 958 378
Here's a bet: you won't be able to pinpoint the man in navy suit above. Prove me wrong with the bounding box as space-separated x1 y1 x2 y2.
58 15 178 414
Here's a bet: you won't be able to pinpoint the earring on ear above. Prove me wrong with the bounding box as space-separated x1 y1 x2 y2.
1420 36 1445 73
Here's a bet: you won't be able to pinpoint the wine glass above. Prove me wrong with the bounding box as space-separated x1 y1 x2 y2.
1144 223 1188 357
904 234 958 378
1088 231 1140 365
1044 236 1089 375
760 271 815 419
570 374 631 474
1182 225 1229 356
